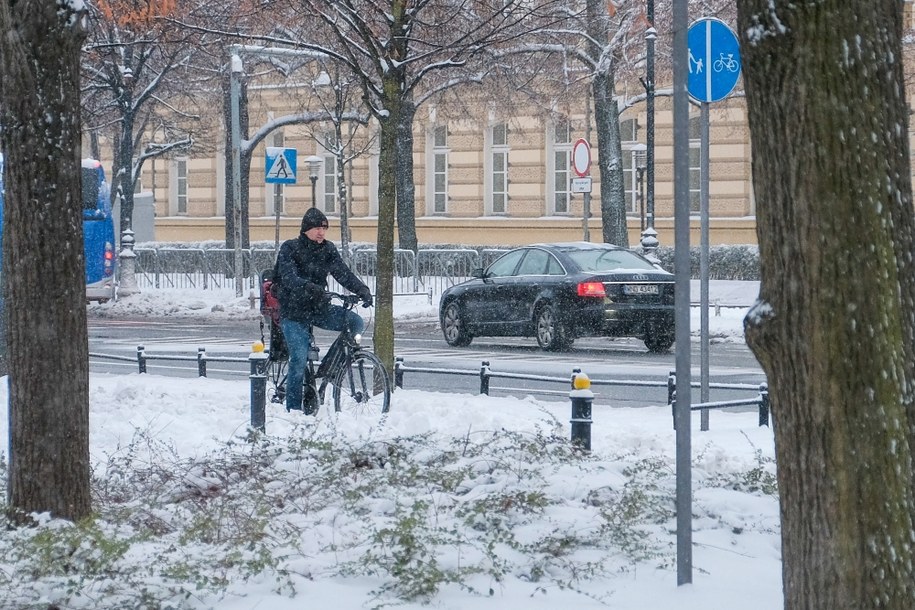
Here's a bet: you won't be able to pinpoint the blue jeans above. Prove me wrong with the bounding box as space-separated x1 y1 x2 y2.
281 306 365 413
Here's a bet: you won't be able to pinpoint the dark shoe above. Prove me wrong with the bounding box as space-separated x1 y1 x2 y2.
303 386 319 416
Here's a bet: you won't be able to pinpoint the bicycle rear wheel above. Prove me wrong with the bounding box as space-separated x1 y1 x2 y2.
332 351 391 417
267 358 288 405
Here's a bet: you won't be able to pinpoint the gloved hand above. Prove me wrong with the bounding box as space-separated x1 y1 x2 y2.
357 286 373 308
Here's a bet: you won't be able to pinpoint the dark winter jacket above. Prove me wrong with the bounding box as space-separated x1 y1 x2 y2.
275 235 369 323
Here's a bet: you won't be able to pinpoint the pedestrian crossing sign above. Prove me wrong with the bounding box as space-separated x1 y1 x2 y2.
265 147 297 184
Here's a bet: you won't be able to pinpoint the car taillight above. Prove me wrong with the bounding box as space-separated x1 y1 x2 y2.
577 281 606 297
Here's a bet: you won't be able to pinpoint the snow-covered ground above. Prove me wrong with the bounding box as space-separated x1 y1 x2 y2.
0 283 781 610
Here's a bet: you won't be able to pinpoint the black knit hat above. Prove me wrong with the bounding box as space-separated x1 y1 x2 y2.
300 207 329 233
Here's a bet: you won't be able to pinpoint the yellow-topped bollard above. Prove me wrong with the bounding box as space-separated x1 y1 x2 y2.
250 342 269 432
572 371 591 390
570 368 594 451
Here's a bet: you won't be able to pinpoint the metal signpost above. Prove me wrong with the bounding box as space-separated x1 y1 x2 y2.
572 139 592 239
671 15 741 585
687 17 742 427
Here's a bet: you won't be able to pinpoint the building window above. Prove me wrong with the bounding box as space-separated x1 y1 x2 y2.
175 157 187 215
323 133 338 215
431 125 448 214
324 154 338 214
621 118 640 214
268 130 285 216
487 122 509 214
550 117 572 215
689 116 702 212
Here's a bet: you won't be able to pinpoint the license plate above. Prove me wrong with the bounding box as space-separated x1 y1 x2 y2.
624 284 659 295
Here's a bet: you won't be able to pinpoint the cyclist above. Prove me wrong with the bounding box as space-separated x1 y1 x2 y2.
275 207 372 414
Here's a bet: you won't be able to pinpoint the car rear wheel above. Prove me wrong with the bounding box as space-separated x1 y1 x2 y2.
536 303 572 351
644 323 675 353
441 302 473 347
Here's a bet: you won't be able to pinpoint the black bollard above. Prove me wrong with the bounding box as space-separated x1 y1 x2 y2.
197 347 207 377
249 346 267 432
394 356 404 389
570 370 593 451
758 383 770 427
479 361 491 395
137 345 147 374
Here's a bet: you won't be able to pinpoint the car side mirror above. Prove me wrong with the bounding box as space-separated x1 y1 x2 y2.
472 267 485 279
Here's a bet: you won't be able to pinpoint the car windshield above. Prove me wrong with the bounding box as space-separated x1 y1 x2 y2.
565 248 659 273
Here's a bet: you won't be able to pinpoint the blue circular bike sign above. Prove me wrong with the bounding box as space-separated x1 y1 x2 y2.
687 18 741 103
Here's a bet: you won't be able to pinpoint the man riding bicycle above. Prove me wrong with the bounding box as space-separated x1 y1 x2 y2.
275 207 372 414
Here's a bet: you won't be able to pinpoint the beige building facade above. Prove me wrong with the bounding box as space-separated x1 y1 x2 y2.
139 93 758 248
112 5 915 249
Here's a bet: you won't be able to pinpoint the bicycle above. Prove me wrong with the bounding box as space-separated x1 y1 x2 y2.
259 291 391 419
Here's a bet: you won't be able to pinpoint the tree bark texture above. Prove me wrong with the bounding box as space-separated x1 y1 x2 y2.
395 98 417 253
586 0 628 247
0 0 92 521
374 84 400 382
222 74 250 249
737 1 915 607
592 71 628 246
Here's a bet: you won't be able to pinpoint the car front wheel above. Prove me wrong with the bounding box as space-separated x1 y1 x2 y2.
441 301 473 347
536 304 572 351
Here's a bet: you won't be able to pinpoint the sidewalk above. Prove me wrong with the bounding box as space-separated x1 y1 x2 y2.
690 280 759 307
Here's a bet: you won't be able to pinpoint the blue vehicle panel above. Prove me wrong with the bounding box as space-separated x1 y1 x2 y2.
81 159 117 301
0 156 117 302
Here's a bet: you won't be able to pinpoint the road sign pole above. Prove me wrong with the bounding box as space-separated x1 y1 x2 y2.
673 0 693 587
230 54 244 298
700 102 710 431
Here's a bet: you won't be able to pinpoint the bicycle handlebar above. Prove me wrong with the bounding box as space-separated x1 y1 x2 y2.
327 291 368 307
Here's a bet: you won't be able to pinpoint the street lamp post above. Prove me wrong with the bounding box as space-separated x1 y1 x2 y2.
640 6 659 256
633 144 648 232
306 155 322 208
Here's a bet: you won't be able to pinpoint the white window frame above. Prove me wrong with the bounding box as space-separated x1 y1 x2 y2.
169 157 188 215
548 118 572 215
620 119 640 215
322 132 338 215
368 144 379 216
428 124 448 214
485 121 509 215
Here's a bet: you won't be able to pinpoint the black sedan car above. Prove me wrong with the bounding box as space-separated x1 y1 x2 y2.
439 242 675 352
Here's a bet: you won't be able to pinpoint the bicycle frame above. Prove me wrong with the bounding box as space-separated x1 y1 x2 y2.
260 291 388 417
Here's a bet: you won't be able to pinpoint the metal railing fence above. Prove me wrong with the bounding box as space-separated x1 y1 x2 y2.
132 246 509 295
89 347 768 430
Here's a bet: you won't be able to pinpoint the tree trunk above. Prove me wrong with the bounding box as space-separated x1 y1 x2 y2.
585 0 627 247
593 71 628 246
737 1 915 606
117 114 135 232
0 0 92 522
373 75 404 382
223 73 250 249
396 98 418 252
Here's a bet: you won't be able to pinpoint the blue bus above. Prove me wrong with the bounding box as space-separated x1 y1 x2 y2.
80 159 117 302
0 156 117 302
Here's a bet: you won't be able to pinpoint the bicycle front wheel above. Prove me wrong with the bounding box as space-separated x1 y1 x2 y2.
332 351 391 418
